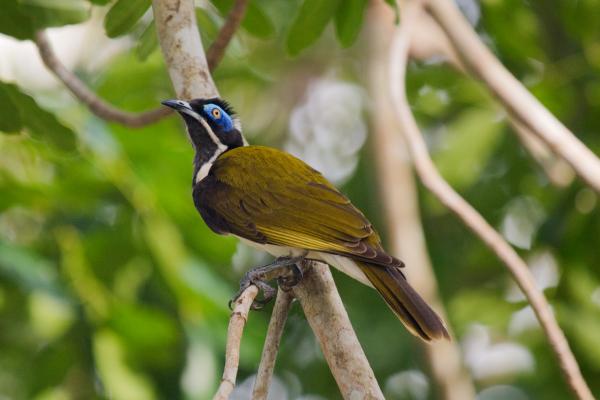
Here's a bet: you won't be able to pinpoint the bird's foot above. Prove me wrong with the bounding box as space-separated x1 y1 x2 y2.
229 256 306 310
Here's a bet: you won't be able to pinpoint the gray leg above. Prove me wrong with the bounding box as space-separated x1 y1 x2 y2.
229 256 306 310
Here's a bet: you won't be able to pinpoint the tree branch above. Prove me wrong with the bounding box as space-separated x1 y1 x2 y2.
207 0 249 71
35 0 248 127
423 0 600 194
213 285 259 400
292 262 384 399
252 289 294 400
389 5 593 400
367 4 476 399
34 30 172 128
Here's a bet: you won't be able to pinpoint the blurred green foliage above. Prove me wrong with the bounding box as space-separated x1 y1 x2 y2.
1 0 600 399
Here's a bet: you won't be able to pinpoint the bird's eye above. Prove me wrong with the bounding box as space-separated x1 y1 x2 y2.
211 108 221 119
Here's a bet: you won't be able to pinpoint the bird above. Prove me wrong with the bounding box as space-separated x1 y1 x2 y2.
162 97 449 341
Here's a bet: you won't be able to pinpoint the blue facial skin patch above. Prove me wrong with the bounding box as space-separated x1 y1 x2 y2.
203 104 234 132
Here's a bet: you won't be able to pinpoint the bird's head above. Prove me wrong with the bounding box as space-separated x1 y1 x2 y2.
162 97 245 182
162 97 245 150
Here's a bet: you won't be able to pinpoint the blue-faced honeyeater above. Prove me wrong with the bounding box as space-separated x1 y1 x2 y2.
162 97 449 341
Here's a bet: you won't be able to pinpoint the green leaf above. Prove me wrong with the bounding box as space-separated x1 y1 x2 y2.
433 107 503 189
0 0 36 39
286 0 340 56
334 0 368 47
0 81 77 151
20 0 91 29
104 0 151 38
209 0 275 39
88 0 110 4
0 242 64 296
241 2 275 39
0 84 24 133
135 22 158 61
0 0 90 40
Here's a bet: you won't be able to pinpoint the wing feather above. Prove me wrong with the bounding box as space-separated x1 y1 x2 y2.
195 146 402 268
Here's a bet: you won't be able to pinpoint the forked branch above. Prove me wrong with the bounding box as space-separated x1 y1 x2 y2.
423 0 600 193
389 4 593 400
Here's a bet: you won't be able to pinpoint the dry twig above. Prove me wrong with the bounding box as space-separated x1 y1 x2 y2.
213 285 259 400
252 289 294 400
389 4 593 400
423 0 600 193
34 0 249 127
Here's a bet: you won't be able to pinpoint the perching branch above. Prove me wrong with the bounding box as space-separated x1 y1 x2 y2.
292 262 384 399
34 0 248 127
213 285 259 400
252 289 294 400
367 4 475 399
390 4 593 400
422 0 600 194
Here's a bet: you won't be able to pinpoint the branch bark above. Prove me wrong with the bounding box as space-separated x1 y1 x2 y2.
367 4 475 399
423 0 600 194
214 285 259 400
390 4 593 400
35 0 248 127
252 289 294 400
292 262 384 399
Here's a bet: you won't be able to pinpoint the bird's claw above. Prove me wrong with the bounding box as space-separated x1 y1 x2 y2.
228 256 306 310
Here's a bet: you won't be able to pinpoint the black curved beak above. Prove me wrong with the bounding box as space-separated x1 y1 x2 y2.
161 99 192 111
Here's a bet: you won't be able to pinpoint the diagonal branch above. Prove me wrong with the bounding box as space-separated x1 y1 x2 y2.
207 0 249 71
397 1 574 188
422 0 600 194
252 289 294 400
35 30 172 127
213 285 259 400
34 0 249 128
389 5 593 400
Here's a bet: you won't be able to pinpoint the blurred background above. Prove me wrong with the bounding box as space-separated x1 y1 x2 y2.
1 0 599 399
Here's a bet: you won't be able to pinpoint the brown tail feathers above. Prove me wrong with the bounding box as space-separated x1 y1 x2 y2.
357 261 450 341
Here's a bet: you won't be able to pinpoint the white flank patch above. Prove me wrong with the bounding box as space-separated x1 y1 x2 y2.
237 237 372 287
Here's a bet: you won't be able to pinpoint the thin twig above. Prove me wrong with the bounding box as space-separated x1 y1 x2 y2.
252 289 294 400
390 6 593 400
35 30 172 127
292 262 384 399
34 0 249 127
213 285 259 400
423 0 600 194
207 0 249 71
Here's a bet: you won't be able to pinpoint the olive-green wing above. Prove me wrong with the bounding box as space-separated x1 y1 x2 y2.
196 146 401 268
